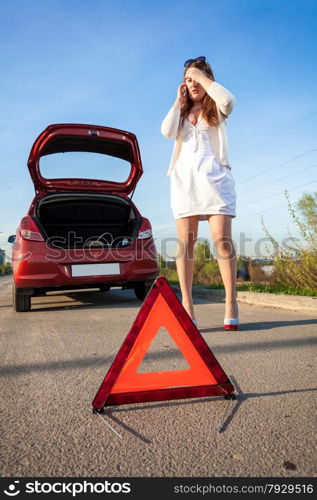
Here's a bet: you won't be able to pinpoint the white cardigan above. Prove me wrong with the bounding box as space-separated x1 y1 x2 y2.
161 81 235 176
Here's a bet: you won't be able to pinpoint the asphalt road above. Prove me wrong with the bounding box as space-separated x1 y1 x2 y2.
0 276 316 478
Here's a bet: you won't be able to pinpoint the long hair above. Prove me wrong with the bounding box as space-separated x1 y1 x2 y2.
180 59 219 128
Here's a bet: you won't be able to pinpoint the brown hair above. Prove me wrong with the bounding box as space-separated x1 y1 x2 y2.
180 59 219 128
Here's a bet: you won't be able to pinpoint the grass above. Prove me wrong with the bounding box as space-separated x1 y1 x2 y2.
206 282 317 297
165 278 317 297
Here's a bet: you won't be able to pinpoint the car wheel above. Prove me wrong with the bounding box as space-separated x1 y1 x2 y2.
133 282 151 301
12 283 31 312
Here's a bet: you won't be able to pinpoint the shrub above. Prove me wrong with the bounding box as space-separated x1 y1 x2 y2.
262 190 317 293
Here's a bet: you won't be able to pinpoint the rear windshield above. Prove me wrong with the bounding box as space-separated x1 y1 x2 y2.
39 136 133 183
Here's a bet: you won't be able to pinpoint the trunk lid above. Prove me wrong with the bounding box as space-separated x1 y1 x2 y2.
28 123 143 195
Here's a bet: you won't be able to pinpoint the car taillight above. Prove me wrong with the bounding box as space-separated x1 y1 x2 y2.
137 218 152 239
20 216 44 241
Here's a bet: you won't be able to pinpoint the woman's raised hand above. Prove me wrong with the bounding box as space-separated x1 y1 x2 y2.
185 67 208 84
185 67 213 91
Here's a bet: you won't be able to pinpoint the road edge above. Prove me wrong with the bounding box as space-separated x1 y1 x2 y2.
171 285 317 313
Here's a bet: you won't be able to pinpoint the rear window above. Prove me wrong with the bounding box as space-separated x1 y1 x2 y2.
39 136 133 183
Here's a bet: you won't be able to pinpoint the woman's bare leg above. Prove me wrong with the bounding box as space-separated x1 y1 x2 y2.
207 215 238 319
175 215 199 320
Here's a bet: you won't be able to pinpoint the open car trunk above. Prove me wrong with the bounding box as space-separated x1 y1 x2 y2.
36 194 139 249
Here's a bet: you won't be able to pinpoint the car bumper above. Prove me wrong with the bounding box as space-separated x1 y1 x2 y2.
13 240 159 289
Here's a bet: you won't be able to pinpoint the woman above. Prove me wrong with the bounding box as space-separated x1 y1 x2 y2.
161 56 239 330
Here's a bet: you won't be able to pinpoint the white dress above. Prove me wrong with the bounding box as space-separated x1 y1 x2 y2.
170 117 236 221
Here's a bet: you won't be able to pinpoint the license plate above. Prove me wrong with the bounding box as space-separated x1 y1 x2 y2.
71 263 120 277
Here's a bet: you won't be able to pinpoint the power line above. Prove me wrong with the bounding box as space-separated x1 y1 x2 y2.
152 148 317 221
150 150 317 223
237 182 317 220
237 162 317 195
238 180 317 219
153 111 317 223
237 178 317 209
152 176 317 224
236 147 317 185
232 110 317 160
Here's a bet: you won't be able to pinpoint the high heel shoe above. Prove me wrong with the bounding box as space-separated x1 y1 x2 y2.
224 304 239 330
224 318 239 330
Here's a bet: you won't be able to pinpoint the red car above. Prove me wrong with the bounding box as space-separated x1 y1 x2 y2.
9 123 159 312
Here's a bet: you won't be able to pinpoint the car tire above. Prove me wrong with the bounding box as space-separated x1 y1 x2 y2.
13 283 31 312
133 282 152 301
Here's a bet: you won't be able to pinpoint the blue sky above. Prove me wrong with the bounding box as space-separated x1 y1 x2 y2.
1 0 316 259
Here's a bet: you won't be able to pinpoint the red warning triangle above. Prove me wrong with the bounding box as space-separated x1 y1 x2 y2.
92 277 234 410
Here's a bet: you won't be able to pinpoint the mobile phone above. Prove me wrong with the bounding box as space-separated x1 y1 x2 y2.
182 88 187 97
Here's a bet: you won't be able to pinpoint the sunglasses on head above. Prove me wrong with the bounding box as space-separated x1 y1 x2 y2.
184 56 206 68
